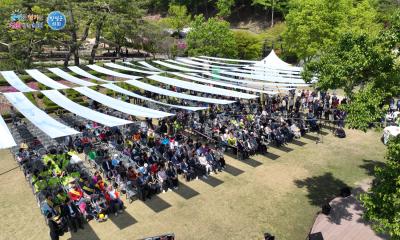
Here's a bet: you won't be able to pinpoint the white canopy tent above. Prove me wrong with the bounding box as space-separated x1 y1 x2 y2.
42 90 132 127
0 71 36 92
74 87 173 118
101 83 207 111
26 69 69 89
170 72 275 95
86 65 141 79
68 66 112 83
48 68 97 87
147 75 258 99
254 50 302 72
3 92 79 138
124 79 234 105
104 62 160 75
0 115 16 149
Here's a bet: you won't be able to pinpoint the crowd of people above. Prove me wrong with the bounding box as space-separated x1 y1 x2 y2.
9 88 350 240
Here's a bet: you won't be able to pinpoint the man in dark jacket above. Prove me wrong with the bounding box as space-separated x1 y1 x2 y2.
61 200 84 232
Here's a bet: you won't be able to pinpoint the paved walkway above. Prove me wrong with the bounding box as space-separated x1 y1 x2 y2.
310 180 388 240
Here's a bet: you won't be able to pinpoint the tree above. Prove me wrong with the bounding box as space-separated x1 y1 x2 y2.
360 136 400 238
252 0 288 27
164 4 191 34
233 30 263 60
186 15 237 58
216 0 236 18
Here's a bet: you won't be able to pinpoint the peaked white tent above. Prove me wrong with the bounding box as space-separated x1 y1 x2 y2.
254 50 302 72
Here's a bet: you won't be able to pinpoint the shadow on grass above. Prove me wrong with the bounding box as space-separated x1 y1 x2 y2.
359 159 385 176
294 172 349 207
69 221 100 240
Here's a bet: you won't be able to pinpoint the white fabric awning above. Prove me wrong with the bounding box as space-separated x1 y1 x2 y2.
68 66 112 83
102 83 207 111
199 56 258 64
136 61 164 72
190 57 245 67
254 50 302 72
42 90 132 127
153 61 205 73
104 62 160 75
175 58 235 70
197 72 298 89
48 68 97 87
227 68 302 79
125 79 234 105
165 59 206 71
0 115 16 149
74 87 173 118
0 71 36 92
26 69 69 89
171 72 276 94
3 92 79 138
87 65 141 79
148 75 257 99
219 70 306 84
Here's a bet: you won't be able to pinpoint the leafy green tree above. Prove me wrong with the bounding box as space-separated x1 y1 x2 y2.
233 30 263 60
164 4 191 33
360 136 400 238
186 15 237 58
216 0 236 18
252 0 288 27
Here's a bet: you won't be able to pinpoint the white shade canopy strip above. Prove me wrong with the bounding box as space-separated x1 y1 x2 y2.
124 79 234 105
3 92 79 138
68 66 112 83
199 56 258 64
219 70 306 84
196 72 299 89
169 72 275 95
26 69 69 89
190 57 245 67
74 87 173 118
0 115 16 149
153 61 205 73
42 90 132 127
104 62 160 75
147 75 257 99
136 61 164 72
0 71 36 92
175 58 235 70
101 83 207 111
87 65 141 79
48 68 97 87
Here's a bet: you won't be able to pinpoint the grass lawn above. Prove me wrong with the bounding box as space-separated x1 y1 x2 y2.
0 128 386 240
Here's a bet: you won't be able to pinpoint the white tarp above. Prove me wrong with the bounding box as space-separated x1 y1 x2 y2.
175 58 235 70
0 71 36 92
153 61 205 73
104 62 160 75
147 75 257 99
199 56 258 64
0 115 16 149
136 61 164 72
196 72 298 89
26 69 69 89
383 126 400 145
227 67 303 79
125 79 234 105
87 65 141 79
74 87 173 118
101 83 207 111
3 92 79 138
165 59 206 71
169 72 275 95
191 57 245 67
42 90 132 127
48 68 96 87
68 66 112 83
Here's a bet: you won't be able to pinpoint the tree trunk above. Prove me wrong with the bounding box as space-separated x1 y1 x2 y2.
89 16 106 64
64 1 77 67
271 0 274 27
